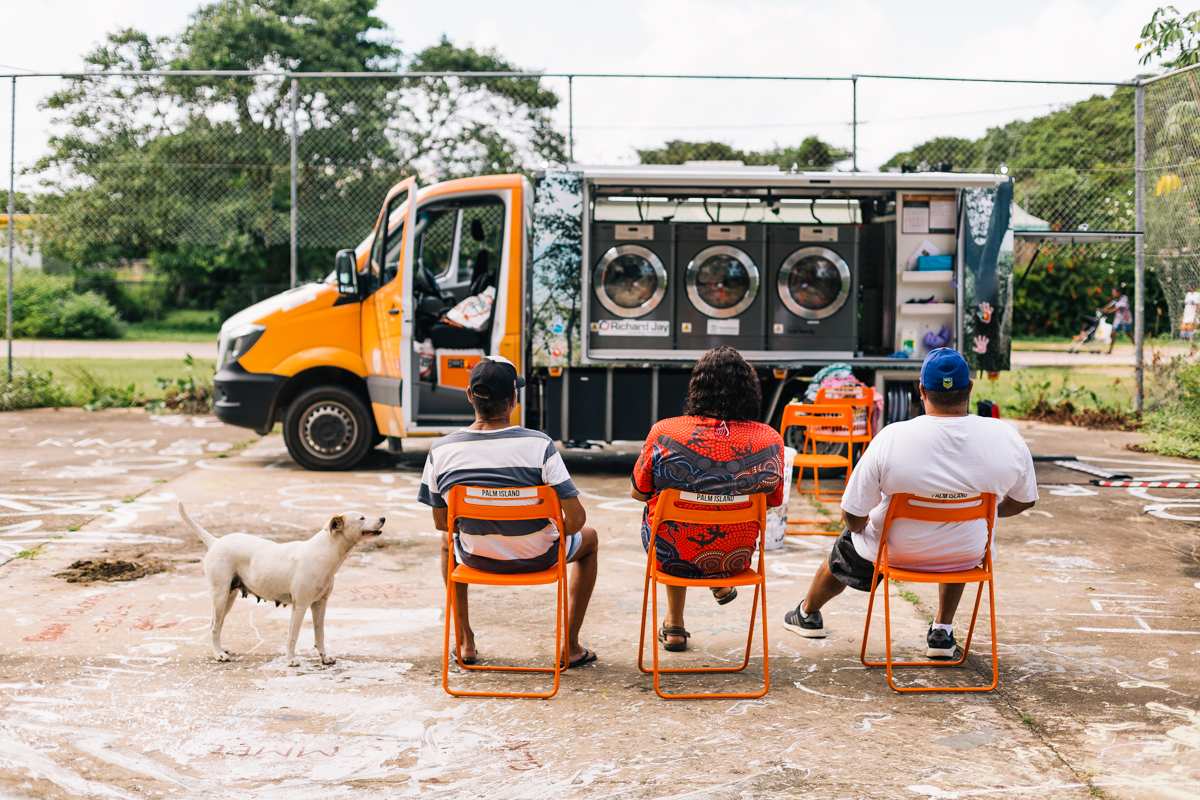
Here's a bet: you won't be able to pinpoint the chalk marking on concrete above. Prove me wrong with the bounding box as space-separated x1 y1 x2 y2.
792 681 874 702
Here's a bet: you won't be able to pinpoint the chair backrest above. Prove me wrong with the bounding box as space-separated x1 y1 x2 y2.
816 386 876 438
778 403 856 448
650 488 767 537
881 492 997 552
445 485 564 535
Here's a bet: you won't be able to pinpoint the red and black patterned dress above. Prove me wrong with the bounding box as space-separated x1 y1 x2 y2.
632 416 785 579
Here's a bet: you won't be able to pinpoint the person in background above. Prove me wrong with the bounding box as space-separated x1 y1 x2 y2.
1100 286 1133 354
419 356 600 668
781 348 1037 658
631 346 785 653
1181 283 1199 341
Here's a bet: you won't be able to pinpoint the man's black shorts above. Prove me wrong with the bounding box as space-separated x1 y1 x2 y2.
828 529 884 592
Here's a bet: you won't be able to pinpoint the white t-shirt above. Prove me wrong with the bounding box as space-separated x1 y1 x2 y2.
841 414 1038 572
1182 291 1200 326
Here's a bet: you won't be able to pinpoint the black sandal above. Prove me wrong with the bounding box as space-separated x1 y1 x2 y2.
658 625 690 652
712 587 738 605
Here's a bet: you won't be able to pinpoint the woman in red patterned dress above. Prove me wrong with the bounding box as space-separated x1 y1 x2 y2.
631 346 786 652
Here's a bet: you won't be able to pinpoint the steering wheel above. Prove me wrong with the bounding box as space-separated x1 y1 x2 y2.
417 260 453 305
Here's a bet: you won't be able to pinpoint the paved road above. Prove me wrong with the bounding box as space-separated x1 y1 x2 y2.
10 339 219 360
1 410 1199 798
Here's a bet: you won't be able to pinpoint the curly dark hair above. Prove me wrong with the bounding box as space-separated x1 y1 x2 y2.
683 346 763 421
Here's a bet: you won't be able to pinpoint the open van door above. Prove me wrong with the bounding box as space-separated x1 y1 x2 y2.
363 177 418 440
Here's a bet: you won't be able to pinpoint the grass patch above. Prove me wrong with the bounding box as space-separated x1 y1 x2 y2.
1020 714 1035 725
125 309 220 342
15 543 48 560
22 357 215 400
973 367 1138 429
890 580 921 605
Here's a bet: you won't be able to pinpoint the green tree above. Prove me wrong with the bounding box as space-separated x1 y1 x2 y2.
1138 6 1200 69
637 136 850 169
35 1 563 319
883 89 1135 231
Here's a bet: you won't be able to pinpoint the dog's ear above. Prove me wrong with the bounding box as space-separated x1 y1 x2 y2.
329 515 345 534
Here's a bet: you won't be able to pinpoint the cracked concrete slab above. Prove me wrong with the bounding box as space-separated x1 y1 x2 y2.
0 410 1198 798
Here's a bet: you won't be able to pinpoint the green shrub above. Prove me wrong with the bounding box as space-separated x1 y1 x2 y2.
0 362 73 411
1142 351 1200 458
147 355 213 414
0 272 123 339
58 293 123 339
68 366 143 411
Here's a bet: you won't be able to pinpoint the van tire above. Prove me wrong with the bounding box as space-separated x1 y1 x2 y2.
283 385 374 471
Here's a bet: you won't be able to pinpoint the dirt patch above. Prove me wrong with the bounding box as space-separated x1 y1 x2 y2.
1022 401 1141 431
54 559 168 583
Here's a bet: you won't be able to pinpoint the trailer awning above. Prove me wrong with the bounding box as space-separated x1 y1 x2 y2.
1013 230 1142 244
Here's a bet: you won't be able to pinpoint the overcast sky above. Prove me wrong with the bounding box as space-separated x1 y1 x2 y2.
0 0 1171 185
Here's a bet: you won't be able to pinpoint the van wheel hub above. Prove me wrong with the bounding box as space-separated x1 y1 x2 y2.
303 403 356 456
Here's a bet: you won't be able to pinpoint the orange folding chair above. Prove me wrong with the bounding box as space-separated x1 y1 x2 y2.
779 403 855 534
814 385 877 444
860 492 999 693
638 489 769 699
443 485 568 699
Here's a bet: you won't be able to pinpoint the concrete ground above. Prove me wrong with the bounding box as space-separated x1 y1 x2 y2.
1 410 1199 799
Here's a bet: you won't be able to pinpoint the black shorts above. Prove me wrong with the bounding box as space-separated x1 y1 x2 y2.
828 529 884 593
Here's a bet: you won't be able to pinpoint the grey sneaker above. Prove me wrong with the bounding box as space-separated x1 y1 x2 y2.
926 625 957 658
782 605 825 638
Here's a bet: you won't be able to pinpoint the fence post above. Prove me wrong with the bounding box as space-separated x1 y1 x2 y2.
851 75 858 172
290 76 298 290
1134 80 1146 415
7 76 14 384
568 75 574 163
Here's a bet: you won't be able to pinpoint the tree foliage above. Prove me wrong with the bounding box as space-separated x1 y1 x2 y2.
1138 5 1200 69
35 0 563 301
884 89 1135 232
637 137 850 170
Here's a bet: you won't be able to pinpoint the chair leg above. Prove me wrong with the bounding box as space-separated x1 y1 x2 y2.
638 554 654 674
861 571 883 667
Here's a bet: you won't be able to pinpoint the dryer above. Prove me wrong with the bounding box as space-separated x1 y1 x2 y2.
767 224 872 355
587 222 674 355
674 223 766 353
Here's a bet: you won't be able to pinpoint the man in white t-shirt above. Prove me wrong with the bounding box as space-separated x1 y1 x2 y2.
783 348 1038 657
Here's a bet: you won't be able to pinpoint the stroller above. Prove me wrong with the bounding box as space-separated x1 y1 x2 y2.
1068 312 1112 353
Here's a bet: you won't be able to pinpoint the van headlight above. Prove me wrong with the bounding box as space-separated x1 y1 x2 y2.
218 324 266 369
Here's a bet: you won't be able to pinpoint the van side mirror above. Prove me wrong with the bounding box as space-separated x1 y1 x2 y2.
335 250 358 295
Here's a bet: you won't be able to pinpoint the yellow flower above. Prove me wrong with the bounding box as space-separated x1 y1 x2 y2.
1157 173 1183 196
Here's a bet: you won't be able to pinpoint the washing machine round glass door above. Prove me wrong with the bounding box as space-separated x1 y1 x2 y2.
777 246 851 320
593 244 668 319
685 245 760 319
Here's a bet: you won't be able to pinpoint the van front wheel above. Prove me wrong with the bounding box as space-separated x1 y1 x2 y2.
283 385 374 471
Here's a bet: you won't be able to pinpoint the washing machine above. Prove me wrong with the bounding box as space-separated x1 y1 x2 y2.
674 223 766 353
767 224 875 354
587 222 675 355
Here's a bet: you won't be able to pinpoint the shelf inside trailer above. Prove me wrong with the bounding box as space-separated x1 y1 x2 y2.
899 270 954 283
898 302 956 315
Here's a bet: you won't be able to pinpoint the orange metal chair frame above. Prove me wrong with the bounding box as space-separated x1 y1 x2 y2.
860 492 999 693
814 386 877 443
443 485 568 699
637 489 770 699
780 403 855 534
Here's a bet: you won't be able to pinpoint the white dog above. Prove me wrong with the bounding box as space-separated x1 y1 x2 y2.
179 502 385 666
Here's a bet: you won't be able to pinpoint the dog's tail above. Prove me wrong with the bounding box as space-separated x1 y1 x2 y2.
179 501 218 549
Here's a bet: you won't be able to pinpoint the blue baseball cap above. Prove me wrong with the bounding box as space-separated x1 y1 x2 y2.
920 348 970 391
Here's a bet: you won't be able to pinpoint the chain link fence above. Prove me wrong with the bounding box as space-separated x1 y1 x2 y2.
1 70 1141 326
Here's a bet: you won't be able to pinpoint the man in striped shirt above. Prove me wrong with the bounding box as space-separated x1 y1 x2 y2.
418 356 600 667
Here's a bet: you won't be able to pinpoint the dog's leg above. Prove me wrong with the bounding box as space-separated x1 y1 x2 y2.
285 603 308 667
211 588 236 661
310 597 335 665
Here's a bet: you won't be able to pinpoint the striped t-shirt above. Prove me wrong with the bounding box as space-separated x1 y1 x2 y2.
417 426 579 573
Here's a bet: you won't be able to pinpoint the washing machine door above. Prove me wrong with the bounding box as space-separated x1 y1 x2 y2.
593 245 668 319
777 246 851 320
685 245 759 318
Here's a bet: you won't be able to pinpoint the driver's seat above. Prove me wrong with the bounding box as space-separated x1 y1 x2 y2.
429 218 495 350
